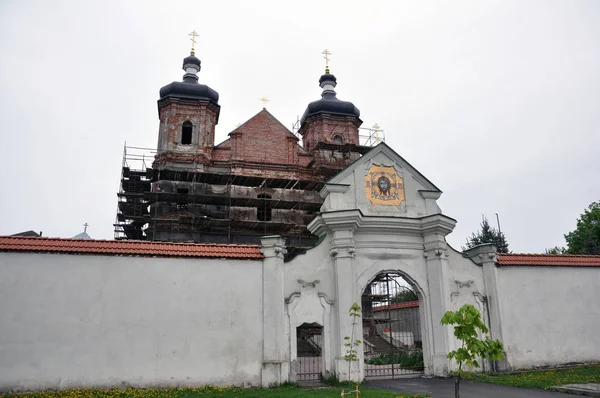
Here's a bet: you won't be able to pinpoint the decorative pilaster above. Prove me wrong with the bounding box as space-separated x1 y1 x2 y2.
260 236 288 386
464 244 508 371
421 214 456 375
419 190 442 215
308 210 362 381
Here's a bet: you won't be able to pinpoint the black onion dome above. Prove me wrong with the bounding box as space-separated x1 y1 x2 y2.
318 72 337 85
300 72 360 123
183 54 201 68
159 53 219 103
159 81 219 103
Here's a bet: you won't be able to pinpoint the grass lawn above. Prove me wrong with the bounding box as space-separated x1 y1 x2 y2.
463 364 600 390
0 385 430 398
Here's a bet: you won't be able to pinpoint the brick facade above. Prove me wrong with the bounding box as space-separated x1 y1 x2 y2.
117 70 369 257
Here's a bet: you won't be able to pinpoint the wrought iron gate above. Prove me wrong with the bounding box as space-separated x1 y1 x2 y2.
362 272 424 379
296 323 323 381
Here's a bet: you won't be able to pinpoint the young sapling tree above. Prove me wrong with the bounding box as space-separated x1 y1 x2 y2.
343 302 362 384
441 304 504 398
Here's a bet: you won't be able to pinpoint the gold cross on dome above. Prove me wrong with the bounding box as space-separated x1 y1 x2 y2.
259 97 270 109
189 30 199 54
321 49 331 72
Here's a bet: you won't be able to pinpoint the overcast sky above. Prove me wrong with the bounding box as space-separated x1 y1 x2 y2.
1 0 598 253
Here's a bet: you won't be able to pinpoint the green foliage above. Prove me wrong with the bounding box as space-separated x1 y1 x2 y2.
277 381 300 388
544 246 566 254
463 217 510 253
365 349 424 370
0 385 430 398
441 304 504 370
320 372 355 388
462 364 600 390
391 288 418 303
343 302 362 383
565 201 600 255
441 304 505 398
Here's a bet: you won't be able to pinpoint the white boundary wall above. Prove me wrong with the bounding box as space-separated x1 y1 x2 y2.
0 253 264 391
2 142 599 389
495 266 600 369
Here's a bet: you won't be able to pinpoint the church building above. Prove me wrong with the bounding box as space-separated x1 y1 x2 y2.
115 47 374 258
1 42 599 392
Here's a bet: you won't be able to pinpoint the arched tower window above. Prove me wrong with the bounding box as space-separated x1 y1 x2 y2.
332 135 343 145
257 193 272 221
181 121 193 145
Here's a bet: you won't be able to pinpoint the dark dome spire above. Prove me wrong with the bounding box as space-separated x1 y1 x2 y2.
159 50 219 104
182 53 201 82
300 68 360 124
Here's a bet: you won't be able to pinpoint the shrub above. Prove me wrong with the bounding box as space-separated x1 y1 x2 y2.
365 349 424 370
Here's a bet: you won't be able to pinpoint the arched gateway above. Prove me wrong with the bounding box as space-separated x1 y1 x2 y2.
254 143 493 385
361 271 425 379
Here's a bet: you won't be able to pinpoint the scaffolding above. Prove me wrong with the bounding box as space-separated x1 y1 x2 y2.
359 123 385 146
114 144 155 240
114 145 323 258
292 117 386 147
114 127 382 255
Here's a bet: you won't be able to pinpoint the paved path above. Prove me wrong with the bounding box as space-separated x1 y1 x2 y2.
364 377 574 397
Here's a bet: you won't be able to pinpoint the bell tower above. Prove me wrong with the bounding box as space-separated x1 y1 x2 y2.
154 32 220 166
298 50 362 152
298 50 363 175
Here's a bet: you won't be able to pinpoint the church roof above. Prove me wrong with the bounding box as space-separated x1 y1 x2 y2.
11 230 41 237
227 109 298 141
497 253 600 267
0 236 264 260
159 81 219 103
211 109 310 166
72 232 92 240
373 300 420 312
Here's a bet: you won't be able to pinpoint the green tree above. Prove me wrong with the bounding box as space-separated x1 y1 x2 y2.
565 201 600 255
544 246 566 254
391 288 418 303
441 304 504 398
343 302 362 383
463 216 509 253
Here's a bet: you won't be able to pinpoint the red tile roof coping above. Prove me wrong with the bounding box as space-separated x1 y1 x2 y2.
373 300 420 312
0 236 264 260
497 253 600 267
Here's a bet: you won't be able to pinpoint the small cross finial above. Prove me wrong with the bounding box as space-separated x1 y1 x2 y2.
259 97 270 109
321 49 331 73
189 30 199 55
372 123 384 144
83 223 89 233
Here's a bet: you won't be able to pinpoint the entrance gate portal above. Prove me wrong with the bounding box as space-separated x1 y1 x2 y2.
362 272 424 379
296 323 323 381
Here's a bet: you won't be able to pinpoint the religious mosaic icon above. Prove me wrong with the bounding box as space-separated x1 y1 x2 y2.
364 164 405 206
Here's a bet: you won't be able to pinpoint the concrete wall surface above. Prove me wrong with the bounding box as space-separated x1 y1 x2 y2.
0 253 264 392
496 266 600 369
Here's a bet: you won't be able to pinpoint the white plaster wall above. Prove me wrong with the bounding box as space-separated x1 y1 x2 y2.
284 241 335 301
445 248 486 312
284 240 336 377
0 253 264 391
496 266 600 369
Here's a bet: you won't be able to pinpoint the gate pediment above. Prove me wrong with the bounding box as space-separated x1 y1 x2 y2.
320 142 443 218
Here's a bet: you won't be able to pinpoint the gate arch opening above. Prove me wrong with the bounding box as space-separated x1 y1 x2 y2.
361 271 425 379
295 322 323 381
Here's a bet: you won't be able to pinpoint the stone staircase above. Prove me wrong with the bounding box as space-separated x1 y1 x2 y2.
367 336 396 355
297 336 320 357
